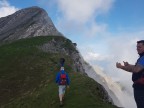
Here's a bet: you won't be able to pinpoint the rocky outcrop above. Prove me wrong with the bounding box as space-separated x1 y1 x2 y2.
0 6 62 42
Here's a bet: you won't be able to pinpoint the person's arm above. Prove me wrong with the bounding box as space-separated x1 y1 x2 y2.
66 73 70 86
116 62 143 73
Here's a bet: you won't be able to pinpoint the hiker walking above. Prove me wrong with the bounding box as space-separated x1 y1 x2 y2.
116 40 144 108
56 67 70 106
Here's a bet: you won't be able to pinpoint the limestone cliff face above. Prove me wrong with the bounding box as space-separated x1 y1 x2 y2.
39 37 85 73
0 6 62 42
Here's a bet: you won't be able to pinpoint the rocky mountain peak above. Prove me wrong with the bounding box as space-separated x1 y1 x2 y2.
0 6 62 42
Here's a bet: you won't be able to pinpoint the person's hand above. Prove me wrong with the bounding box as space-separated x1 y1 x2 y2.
116 62 123 68
123 61 129 66
67 85 70 89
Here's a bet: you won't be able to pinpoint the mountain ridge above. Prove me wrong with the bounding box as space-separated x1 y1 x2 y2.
0 6 62 42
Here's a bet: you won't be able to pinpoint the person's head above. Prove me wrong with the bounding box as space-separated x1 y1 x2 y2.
60 67 64 71
137 40 144 55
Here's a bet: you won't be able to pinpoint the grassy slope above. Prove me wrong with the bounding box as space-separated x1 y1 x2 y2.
0 36 117 108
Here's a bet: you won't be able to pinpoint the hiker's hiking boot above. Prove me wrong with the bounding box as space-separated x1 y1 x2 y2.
59 101 63 107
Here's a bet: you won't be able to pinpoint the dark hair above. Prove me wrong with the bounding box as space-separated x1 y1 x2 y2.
137 40 144 45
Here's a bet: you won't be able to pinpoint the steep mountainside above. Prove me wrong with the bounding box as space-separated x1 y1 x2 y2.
0 6 62 42
0 6 119 108
0 36 118 108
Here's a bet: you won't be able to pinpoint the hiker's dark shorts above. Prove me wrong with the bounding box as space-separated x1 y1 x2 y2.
134 89 144 108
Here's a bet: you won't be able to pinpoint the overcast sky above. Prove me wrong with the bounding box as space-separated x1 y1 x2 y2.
0 0 144 82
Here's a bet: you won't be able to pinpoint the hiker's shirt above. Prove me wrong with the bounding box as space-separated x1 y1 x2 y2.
132 55 144 90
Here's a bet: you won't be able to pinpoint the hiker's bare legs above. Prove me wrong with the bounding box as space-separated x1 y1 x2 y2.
59 94 63 102
59 93 65 101
59 94 64 106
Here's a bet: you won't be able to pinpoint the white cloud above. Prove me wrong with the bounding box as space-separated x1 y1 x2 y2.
80 30 144 78
79 31 144 101
0 0 18 18
104 31 144 78
54 0 114 37
84 52 110 61
107 31 144 62
57 0 114 23
85 22 108 37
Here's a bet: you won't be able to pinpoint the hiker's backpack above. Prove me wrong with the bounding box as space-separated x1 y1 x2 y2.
60 73 67 85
